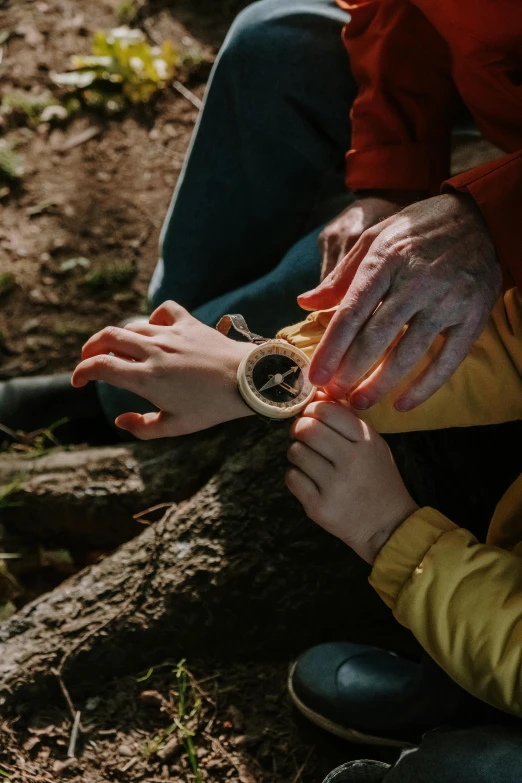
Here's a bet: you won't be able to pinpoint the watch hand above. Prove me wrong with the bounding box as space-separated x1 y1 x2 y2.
281 366 298 380
279 382 298 396
259 366 299 392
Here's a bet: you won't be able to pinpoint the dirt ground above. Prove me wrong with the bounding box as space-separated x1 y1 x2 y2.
0 659 398 783
0 1 402 780
0 0 234 381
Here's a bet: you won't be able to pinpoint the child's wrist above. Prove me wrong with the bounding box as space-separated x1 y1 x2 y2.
361 499 419 565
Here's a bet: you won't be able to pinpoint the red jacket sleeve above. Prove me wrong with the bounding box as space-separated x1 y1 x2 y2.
443 152 522 291
340 0 457 194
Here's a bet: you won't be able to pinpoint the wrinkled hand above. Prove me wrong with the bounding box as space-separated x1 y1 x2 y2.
319 191 421 281
72 301 253 439
300 192 501 411
286 397 418 564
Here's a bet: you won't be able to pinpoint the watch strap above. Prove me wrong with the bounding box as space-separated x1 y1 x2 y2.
216 314 266 344
234 385 289 424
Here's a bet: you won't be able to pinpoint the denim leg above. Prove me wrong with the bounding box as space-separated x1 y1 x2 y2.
96 224 327 424
149 0 355 312
99 0 355 423
383 726 522 783
192 221 331 336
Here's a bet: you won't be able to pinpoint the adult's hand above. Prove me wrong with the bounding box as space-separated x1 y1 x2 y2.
299 192 501 411
319 190 422 281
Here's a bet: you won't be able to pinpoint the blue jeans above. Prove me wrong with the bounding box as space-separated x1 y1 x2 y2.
325 726 522 783
97 0 355 421
150 0 355 333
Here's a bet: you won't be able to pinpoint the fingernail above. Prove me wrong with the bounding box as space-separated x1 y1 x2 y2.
350 393 370 410
298 290 314 299
310 368 331 386
395 399 412 412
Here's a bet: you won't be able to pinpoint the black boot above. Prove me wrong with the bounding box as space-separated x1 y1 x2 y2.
0 373 116 444
289 642 506 748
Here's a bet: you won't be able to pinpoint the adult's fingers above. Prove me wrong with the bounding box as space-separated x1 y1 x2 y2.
149 300 188 326
115 410 174 440
301 400 365 442
298 223 383 310
71 354 144 391
308 257 392 387
394 322 480 411
325 288 422 398
287 441 333 488
285 466 321 507
81 326 150 362
319 231 342 282
349 312 440 408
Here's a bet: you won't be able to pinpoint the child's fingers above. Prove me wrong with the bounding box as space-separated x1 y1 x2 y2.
149 300 188 326
285 466 320 509
290 415 348 464
301 400 366 442
81 326 150 362
312 390 332 402
72 354 142 390
287 441 334 490
115 410 173 440
124 322 164 337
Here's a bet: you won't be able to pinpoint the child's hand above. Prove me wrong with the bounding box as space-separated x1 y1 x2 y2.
286 398 418 564
72 300 254 439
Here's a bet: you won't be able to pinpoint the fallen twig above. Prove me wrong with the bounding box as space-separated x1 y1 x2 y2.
121 757 139 773
172 80 203 110
290 746 315 783
67 710 81 758
133 502 175 523
204 733 257 782
51 668 78 724
60 126 103 151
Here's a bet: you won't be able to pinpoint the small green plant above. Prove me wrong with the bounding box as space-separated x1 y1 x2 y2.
175 660 203 783
29 418 70 456
0 478 24 510
51 26 178 112
2 89 55 122
117 0 141 25
83 261 136 290
0 139 24 181
145 660 203 782
0 273 16 298
0 418 69 456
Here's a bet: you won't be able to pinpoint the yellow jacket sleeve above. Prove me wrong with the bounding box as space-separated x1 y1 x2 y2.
278 287 522 432
370 476 522 717
279 287 522 716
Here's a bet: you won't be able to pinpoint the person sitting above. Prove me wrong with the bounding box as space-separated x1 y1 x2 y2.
70 284 522 781
2 0 522 776
2 0 519 442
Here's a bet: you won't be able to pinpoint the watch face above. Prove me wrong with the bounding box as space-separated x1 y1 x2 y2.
245 343 314 411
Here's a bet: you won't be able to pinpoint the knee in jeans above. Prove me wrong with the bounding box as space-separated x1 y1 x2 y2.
220 0 303 71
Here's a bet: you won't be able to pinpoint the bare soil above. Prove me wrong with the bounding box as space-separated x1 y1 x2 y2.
0 0 233 380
